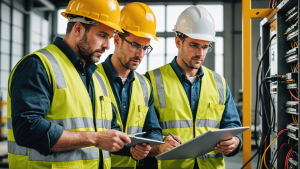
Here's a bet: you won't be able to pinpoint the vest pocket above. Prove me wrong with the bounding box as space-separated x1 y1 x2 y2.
100 96 112 121
51 161 83 169
138 105 149 127
208 103 225 123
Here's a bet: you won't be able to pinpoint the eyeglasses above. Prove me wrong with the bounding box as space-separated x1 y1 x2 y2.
180 37 212 53
118 34 153 54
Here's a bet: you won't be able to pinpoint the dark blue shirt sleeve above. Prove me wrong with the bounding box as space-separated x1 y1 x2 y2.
111 104 121 131
220 83 243 157
10 55 63 156
141 86 163 142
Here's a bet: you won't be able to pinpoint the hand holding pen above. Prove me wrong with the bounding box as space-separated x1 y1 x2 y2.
169 132 182 144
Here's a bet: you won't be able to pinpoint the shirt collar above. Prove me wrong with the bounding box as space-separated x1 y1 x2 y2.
169 56 204 80
102 54 135 84
53 37 97 70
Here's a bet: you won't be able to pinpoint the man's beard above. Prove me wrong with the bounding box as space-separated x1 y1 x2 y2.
118 43 141 70
77 33 105 64
181 47 204 69
182 55 205 69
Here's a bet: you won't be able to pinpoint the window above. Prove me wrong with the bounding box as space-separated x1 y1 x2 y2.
198 5 224 32
214 37 224 76
57 9 68 35
147 37 165 71
56 4 224 75
166 5 192 32
149 5 165 32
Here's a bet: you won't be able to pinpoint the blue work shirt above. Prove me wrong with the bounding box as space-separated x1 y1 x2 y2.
10 37 120 168
101 55 163 157
145 56 242 157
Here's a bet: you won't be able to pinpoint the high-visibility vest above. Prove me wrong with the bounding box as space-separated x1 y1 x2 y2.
97 64 150 169
7 45 113 169
148 64 226 169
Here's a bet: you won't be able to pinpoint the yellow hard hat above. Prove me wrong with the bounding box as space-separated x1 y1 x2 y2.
120 2 158 41
61 0 123 32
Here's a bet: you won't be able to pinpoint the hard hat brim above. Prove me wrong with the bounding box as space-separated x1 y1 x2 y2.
183 32 217 42
126 30 159 41
61 12 124 33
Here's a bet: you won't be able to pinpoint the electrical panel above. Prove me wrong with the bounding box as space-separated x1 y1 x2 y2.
257 0 299 168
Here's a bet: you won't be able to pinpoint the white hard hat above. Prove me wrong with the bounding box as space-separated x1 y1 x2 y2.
173 6 216 42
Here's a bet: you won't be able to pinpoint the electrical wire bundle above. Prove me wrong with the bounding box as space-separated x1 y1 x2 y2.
285 143 298 169
260 129 289 169
241 34 277 169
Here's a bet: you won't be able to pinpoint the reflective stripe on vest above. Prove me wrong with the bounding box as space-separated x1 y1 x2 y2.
95 71 108 97
153 69 166 109
127 126 143 135
97 119 112 130
211 71 225 105
159 120 192 129
152 68 224 110
8 141 28 155
196 119 220 128
29 147 98 161
48 118 94 130
136 73 148 106
198 153 223 159
103 150 111 159
38 49 66 89
7 118 12 129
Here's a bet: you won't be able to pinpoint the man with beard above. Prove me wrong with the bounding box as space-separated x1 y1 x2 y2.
96 2 163 169
145 6 242 169
7 0 131 169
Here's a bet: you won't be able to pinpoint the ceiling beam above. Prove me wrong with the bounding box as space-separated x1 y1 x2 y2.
34 0 55 11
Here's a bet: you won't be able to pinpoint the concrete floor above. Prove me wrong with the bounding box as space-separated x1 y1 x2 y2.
224 148 259 169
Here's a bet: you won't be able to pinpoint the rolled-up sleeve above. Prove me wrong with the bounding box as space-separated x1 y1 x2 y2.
10 55 63 156
219 83 243 157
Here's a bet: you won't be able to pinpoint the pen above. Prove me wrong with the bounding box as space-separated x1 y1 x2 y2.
169 132 181 144
131 132 146 136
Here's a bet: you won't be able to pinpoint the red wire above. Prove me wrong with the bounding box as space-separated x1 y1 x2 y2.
279 143 292 151
285 149 293 169
289 90 299 101
264 136 267 150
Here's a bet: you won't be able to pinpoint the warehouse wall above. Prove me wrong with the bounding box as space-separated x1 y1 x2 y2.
0 0 51 137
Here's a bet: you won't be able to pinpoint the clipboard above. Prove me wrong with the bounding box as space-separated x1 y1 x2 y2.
128 136 165 147
155 126 249 160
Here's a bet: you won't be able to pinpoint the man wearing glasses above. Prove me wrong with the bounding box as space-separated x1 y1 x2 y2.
145 6 242 169
96 2 162 169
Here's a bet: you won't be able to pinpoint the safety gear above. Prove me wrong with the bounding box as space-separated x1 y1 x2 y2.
173 6 216 42
97 64 151 169
120 2 158 41
8 45 112 169
61 0 123 32
148 65 226 169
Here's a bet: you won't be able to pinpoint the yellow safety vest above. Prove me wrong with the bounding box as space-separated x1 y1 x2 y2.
97 64 150 169
7 45 113 169
148 64 226 169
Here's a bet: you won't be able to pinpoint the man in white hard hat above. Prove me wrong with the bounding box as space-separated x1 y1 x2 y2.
145 6 242 169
